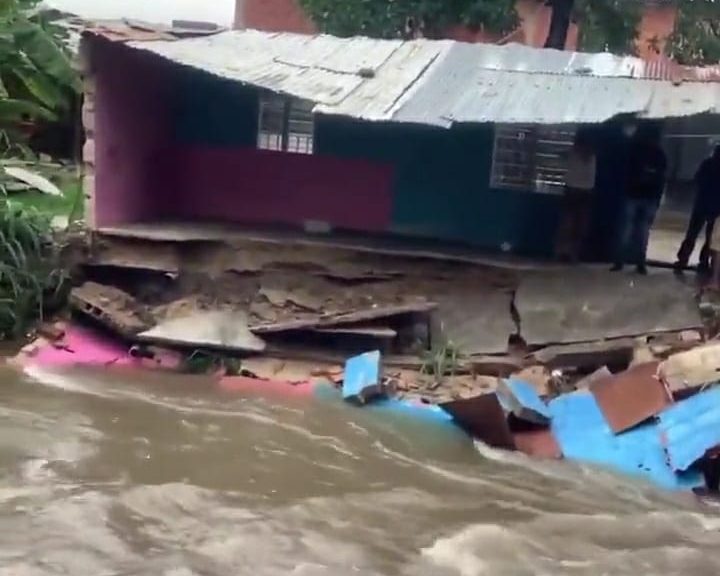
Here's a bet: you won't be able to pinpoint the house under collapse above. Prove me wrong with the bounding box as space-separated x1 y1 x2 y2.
71 21 717 359
17 21 720 494
78 23 720 259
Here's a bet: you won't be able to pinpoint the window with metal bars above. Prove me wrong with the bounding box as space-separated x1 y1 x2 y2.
257 93 314 154
490 124 576 193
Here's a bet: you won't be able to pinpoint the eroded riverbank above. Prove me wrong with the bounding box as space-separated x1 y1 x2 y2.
1 364 719 576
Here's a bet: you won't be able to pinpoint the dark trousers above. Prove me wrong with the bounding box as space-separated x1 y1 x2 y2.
614 197 658 267
677 206 715 270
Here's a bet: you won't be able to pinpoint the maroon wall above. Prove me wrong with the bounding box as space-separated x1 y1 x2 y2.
91 39 174 228
91 41 394 233
172 146 394 232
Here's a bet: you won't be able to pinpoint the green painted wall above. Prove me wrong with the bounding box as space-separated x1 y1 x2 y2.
315 117 562 257
173 70 258 146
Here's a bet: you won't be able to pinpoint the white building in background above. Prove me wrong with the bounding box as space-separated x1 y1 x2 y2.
43 0 235 26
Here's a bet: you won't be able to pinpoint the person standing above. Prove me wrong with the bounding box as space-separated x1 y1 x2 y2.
612 127 667 275
555 130 596 261
674 145 720 274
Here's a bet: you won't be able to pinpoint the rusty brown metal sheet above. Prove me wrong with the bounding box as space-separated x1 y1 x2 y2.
590 362 672 433
440 394 515 450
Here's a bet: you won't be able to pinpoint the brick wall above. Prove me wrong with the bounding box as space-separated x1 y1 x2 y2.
235 0 315 33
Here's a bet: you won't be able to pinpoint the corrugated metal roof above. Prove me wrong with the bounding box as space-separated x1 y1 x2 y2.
123 30 448 120
394 43 720 125
84 27 720 125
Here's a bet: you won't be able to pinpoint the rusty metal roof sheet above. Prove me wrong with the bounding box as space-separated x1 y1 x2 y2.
84 26 720 125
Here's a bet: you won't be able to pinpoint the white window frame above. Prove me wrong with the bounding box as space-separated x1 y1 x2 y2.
257 93 314 154
490 124 576 194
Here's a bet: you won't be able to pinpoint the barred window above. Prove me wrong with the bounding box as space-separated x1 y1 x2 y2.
490 124 576 193
257 93 314 154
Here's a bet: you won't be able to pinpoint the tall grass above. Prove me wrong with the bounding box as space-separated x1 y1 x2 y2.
0 197 67 339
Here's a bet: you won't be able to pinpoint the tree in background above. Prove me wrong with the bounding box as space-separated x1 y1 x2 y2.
0 0 79 155
669 0 720 65
299 0 720 64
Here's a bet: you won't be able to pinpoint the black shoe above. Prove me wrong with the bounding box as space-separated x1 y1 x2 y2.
636 264 648 275
673 261 685 275
610 263 623 272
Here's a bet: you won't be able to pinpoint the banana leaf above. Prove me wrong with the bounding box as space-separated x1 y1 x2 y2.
11 15 79 93
0 97 55 123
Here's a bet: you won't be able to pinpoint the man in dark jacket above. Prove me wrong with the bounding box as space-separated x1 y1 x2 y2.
674 145 720 274
612 128 667 275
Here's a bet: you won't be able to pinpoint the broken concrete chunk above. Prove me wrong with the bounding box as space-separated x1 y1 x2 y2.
511 365 551 397
497 378 551 425
590 362 671 433
531 338 635 369
469 355 525 377
138 311 266 352
630 346 657 367
70 282 152 337
343 350 383 404
659 342 720 399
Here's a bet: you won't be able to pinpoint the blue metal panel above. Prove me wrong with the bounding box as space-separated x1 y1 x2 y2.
370 399 456 426
658 387 720 472
342 350 381 401
550 391 703 491
503 378 551 420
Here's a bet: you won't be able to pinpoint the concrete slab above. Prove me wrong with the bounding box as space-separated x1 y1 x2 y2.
138 311 266 352
435 289 515 355
516 267 702 346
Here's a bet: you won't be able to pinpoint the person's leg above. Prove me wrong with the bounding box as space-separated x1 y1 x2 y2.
676 205 705 270
612 199 635 270
635 199 659 274
700 217 716 273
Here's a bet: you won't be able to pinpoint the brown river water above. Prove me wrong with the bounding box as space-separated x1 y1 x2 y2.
1 364 719 576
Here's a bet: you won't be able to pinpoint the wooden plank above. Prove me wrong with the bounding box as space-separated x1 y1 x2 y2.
312 325 397 338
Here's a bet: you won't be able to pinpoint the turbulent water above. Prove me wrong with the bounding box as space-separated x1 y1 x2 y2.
1 364 719 576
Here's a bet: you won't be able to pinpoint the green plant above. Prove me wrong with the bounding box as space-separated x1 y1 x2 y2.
181 350 242 376
421 338 463 383
0 196 67 339
0 0 79 159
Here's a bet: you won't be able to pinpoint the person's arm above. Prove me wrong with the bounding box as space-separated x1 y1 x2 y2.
589 154 597 189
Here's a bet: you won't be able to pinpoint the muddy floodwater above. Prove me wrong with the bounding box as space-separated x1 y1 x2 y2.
1 365 719 576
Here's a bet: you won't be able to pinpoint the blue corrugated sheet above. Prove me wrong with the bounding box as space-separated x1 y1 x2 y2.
370 399 456 426
549 391 703 491
658 387 720 472
343 350 381 401
503 378 551 421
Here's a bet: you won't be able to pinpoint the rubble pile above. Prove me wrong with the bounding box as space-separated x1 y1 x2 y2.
13 236 720 495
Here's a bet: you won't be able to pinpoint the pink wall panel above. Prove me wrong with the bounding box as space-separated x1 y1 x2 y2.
171 146 395 232
92 40 174 228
